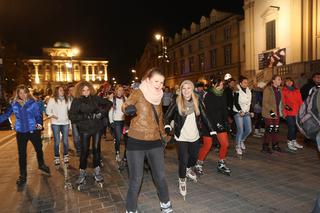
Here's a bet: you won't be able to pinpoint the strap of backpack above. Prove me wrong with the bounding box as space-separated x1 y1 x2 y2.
151 104 160 126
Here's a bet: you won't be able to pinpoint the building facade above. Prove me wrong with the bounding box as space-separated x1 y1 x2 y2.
24 42 109 90
244 0 320 83
136 9 245 88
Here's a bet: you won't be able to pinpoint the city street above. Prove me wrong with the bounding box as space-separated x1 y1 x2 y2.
0 121 319 213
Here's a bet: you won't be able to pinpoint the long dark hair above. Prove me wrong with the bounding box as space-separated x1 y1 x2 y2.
53 86 69 103
267 75 281 86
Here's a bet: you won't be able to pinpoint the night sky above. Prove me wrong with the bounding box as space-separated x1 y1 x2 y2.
0 0 243 83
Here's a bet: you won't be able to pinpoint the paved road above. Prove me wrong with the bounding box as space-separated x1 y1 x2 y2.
0 121 319 213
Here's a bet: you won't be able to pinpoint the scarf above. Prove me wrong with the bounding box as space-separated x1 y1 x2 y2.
139 80 163 105
210 87 224 96
184 99 194 116
286 86 295 91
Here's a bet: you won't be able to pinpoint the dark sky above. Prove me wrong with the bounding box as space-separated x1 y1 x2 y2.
0 0 243 83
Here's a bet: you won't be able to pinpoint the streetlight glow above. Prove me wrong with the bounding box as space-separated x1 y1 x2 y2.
112 77 115 81
155 34 162 41
72 47 80 56
131 69 136 73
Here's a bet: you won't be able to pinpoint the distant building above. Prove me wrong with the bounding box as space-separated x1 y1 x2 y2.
136 9 245 88
244 0 320 83
24 42 109 90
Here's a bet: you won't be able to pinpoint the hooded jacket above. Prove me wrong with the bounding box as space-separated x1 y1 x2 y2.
282 86 303 117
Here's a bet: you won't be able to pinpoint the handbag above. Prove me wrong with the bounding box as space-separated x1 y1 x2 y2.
151 104 169 148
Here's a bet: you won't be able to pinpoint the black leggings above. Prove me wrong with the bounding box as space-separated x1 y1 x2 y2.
16 131 45 177
79 131 102 169
177 140 200 178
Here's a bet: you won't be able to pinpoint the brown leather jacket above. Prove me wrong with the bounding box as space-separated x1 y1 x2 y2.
122 89 165 141
262 85 283 119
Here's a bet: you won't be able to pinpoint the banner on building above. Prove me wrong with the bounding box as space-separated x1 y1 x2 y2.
258 48 286 70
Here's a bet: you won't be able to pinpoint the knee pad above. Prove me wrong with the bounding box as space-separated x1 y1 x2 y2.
274 125 279 133
267 125 274 133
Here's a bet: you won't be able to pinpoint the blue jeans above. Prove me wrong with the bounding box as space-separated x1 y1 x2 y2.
286 116 297 141
72 123 80 153
113 121 124 153
234 113 252 146
51 124 69 157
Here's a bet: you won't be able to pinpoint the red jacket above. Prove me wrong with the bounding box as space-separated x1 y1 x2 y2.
282 87 303 117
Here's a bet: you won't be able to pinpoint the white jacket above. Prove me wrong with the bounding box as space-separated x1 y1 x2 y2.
108 96 126 123
46 97 71 125
233 84 252 113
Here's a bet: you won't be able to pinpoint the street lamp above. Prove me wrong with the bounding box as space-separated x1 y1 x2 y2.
154 33 169 63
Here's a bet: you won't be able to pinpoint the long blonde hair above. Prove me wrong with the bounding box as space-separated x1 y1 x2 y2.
176 80 200 116
14 84 35 102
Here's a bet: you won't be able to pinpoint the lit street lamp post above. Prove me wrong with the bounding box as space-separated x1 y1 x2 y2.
154 33 170 73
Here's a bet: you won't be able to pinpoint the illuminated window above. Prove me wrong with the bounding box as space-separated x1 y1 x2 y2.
198 53 205 71
198 39 204 50
224 26 231 41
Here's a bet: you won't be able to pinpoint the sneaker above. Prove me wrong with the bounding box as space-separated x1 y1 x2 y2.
253 129 263 138
236 146 243 155
292 140 303 149
240 141 246 150
287 140 297 151
186 167 197 182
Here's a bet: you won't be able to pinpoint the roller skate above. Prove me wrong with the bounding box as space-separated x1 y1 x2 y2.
261 144 272 154
93 166 104 188
63 163 72 190
76 169 86 191
160 201 173 213
54 157 60 169
236 146 243 159
194 160 204 176
186 167 197 183
63 154 69 168
178 178 187 201
240 141 246 152
115 151 121 162
16 175 27 186
118 158 128 172
217 160 231 176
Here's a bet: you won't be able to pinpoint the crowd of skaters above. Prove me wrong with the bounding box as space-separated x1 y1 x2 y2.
0 67 320 213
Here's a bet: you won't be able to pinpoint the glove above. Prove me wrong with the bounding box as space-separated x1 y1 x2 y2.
284 104 293 111
164 125 172 134
36 124 42 130
216 123 225 132
239 111 245 117
210 131 217 136
110 122 115 129
270 110 276 118
125 105 137 116
250 112 254 118
93 112 102 119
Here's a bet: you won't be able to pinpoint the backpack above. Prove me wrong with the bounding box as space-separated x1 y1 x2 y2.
296 87 320 140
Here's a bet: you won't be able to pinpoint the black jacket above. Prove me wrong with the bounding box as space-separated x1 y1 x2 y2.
164 98 214 139
203 90 228 134
300 80 316 101
69 95 112 134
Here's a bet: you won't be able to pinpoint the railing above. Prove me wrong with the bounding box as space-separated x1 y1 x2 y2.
273 60 320 79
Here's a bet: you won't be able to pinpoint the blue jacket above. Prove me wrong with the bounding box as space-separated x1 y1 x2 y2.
0 99 42 133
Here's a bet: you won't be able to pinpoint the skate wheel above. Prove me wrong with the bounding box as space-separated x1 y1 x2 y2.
97 182 103 188
55 166 60 170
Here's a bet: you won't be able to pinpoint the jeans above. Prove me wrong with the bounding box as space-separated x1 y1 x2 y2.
72 123 80 153
16 131 45 177
286 116 297 141
79 131 102 169
177 140 199 178
126 147 170 212
234 113 252 146
113 121 124 153
51 124 69 157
